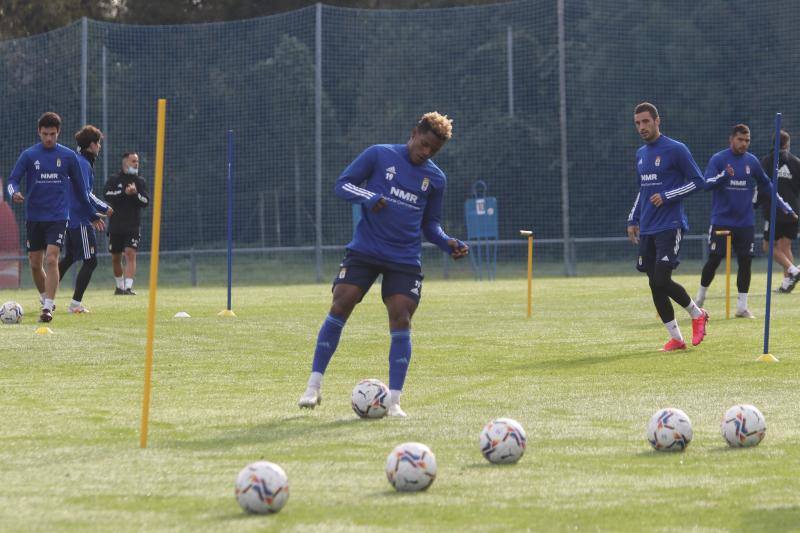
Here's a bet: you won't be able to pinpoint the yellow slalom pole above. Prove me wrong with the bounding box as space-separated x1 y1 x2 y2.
520 230 533 317
715 230 731 319
140 99 167 449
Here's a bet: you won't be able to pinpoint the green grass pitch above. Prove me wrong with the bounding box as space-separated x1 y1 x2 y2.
2 272 800 531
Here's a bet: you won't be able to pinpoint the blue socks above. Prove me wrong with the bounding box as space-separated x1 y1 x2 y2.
388 329 412 391
311 314 346 374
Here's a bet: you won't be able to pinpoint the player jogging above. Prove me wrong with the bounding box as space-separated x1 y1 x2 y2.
298 112 469 417
696 124 796 318
7 112 102 323
627 102 709 352
58 125 113 313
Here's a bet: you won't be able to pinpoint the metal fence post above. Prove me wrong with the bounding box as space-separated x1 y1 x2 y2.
314 3 323 282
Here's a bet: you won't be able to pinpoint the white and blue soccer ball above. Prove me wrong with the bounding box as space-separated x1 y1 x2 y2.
351 378 390 419
721 404 766 448
235 461 289 514
0 301 23 324
385 442 437 492
479 418 527 464
647 408 693 452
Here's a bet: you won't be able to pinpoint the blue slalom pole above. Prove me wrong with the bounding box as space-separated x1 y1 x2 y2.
226 130 233 311
763 113 781 355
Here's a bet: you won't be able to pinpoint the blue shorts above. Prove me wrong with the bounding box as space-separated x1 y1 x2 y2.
333 250 423 303
64 225 98 261
637 228 683 273
26 220 67 252
708 225 754 258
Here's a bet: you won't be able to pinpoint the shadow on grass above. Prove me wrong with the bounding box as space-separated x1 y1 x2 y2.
161 415 363 450
745 507 800 532
510 348 653 371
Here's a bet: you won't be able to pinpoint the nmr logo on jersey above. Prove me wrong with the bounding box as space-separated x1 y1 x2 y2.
640 174 658 181
390 186 418 204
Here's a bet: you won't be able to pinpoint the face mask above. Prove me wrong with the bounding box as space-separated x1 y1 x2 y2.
125 166 138 175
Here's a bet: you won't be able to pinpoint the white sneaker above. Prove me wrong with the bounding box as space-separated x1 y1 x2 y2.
68 304 91 314
386 403 407 418
735 309 756 319
298 388 321 409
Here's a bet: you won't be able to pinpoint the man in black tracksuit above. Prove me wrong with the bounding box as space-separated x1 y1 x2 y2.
104 152 149 295
759 130 800 292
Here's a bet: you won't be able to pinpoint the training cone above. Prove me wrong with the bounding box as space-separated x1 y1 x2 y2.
35 327 53 335
218 309 236 317
173 311 191 318
756 353 779 363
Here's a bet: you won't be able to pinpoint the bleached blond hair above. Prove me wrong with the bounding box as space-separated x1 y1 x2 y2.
418 111 453 141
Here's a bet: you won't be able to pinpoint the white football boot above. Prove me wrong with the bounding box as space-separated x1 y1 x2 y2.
298 388 322 409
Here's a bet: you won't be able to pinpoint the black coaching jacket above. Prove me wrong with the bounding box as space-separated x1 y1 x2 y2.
104 171 150 234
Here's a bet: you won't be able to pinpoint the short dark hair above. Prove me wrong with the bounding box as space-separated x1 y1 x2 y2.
74 125 103 149
38 112 62 131
634 102 659 119
121 152 137 161
731 124 750 137
780 130 790 149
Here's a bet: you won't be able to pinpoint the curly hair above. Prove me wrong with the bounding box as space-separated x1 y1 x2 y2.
417 111 453 141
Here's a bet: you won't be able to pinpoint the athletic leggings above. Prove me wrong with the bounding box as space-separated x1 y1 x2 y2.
647 261 691 323
700 254 752 294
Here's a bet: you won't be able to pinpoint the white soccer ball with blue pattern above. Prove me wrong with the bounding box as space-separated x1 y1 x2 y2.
385 442 437 492
647 408 693 452
0 301 23 324
479 418 527 464
235 461 289 514
351 378 390 419
721 404 766 448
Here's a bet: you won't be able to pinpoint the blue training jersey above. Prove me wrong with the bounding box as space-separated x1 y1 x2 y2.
627 135 704 235
335 144 452 266
704 148 793 228
6 142 97 223
67 150 110 229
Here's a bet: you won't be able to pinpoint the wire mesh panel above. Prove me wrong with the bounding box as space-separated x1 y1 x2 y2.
2 0 799 286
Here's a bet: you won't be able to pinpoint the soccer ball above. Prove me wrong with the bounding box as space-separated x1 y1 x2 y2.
647 408 693 452
0 301 23 324
479 417 527 464
351 378 390 419
385 442 437 492
721 404 766 448
234 461 289 514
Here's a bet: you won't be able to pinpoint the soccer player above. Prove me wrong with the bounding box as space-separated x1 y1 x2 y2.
696 124 796 317
104 152 149 295
7 112 102 323
626 102 709 351
298 112 469 417
757 130 800 293
58 125 113 313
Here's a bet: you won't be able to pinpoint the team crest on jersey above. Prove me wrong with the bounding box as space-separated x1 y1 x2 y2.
385 166 396 181
34 160 40 170
421 177 430 191
56 158 61 168
746 165 751 175
655 156 661 167
338 267 347 279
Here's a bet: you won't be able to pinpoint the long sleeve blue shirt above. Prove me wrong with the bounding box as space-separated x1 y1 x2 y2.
7 142 98 223
704 148 793 228
67 150 110 229
627 135 705 235
335 144 452 266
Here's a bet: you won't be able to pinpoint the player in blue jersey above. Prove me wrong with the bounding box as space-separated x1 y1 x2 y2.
626 102 709 352
58 125 113 313
695 124 796 318
298 112 469 417
7 112 103 323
